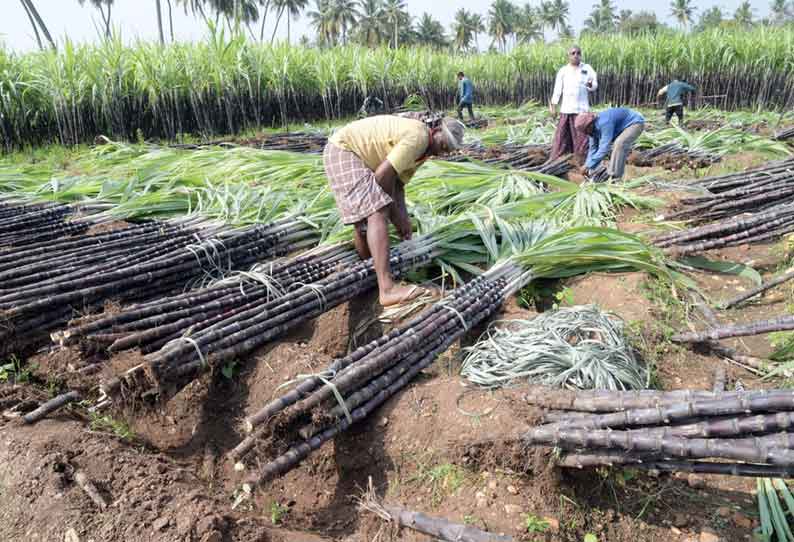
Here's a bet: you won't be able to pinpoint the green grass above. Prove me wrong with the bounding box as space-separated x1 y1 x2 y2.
88 413 135 441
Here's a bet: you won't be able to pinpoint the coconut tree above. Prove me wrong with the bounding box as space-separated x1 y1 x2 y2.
734 0 754 26
695 5 722 31
470 12 485 50
583 0 616 33
155 0 165 43
414 12 447 49
334 0 360 44
307 0 337 45
670 0 695 30
78 0 115 39
543 0 569 35
488 0 516 52
770 0 790 22
177 0 208 22
357 0 384 46
19 0 55 50
516 4 543 44
383 0 407 48
452 8 474 51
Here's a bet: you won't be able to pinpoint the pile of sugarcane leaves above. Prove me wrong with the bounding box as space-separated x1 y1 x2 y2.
460 305 647 390
525 387 794 541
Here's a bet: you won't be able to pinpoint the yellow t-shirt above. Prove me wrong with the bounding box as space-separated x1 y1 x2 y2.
328 115 429 183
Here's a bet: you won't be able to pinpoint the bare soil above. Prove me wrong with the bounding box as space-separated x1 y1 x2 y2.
2 156 790 541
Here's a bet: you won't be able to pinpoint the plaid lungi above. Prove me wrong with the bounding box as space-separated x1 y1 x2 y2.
323 142 392 225
550 113 589 164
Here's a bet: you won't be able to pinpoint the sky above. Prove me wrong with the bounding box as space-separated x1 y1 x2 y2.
3 0 777 52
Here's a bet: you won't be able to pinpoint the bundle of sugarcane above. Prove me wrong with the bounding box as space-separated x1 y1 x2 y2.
231 260 531 487
682 156 794 194
774 126 794 141
0 216 319 354
588 165 611 183
524 387 794 476
229 226 673 486
96 233 445 405
57 242 360 353
0 198 112 247
171 132 329 154
653 202 794 255
445 144 552 173
630 142 721 168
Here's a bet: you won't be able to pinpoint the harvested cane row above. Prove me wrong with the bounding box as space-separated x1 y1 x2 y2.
95 235 445 406
774 126 794 141
0 206 319 355
230 261 530 489
171 131 329 154
525 387 794 476
629 142 722 169
653 202 794 256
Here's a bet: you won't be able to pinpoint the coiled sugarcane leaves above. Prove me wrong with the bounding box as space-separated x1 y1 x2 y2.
461 305 648 390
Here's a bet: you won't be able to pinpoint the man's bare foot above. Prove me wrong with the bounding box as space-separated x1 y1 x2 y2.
379 284 425 307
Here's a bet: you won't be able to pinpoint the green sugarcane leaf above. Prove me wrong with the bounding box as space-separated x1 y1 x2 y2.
759 479 774 542
678 256 763 286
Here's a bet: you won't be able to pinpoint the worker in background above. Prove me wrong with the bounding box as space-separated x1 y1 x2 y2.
456 72 475 122
549 45 598 163
657 79 697 125
324 114 465 306
576 107 645 182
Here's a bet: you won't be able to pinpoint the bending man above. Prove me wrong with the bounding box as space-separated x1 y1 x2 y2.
549 45 598 163
324 114 465 306
576 107 645 182
657 78 696 125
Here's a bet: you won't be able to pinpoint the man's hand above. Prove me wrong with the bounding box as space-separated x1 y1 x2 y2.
394 211 412 241
548 103 557 117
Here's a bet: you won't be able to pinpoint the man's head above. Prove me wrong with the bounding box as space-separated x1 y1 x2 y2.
429 118 465 155
457 71 465 80
568 45 582 66
574 112 597 136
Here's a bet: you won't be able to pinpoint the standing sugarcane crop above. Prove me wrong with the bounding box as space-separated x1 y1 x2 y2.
323 114 465 307
657 78 697 126
549 45 598 164
577 108 645 182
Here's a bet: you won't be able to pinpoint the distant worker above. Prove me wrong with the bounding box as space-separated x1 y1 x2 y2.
456 72 475 122
657 79 697 125
324 115 465 306
549 45 598 163
576 107 645 182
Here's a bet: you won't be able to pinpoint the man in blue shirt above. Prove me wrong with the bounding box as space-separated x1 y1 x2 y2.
575 107 645 181
657 79 697 125
456 72 475 122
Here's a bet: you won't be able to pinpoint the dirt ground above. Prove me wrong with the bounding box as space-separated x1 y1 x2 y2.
2 155 792 542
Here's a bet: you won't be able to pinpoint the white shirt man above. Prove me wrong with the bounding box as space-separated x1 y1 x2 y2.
551 62 598 114
549 46 598 162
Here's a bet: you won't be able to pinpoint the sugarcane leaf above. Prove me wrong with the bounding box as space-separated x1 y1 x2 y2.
765 478 794 542
678 256 763 286
759 478 775 542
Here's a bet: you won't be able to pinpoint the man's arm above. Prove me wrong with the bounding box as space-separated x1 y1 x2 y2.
683 82 696 93
587 66 598 91
657 85 668 97
585 123 614 170
389 180 411 240
550 69 563 114
373 160 411 240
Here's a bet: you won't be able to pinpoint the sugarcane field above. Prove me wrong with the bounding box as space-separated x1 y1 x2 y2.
11 2 794 541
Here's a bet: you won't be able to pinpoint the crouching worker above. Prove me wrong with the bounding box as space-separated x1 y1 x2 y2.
576 107 645 182
323 114 465 306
